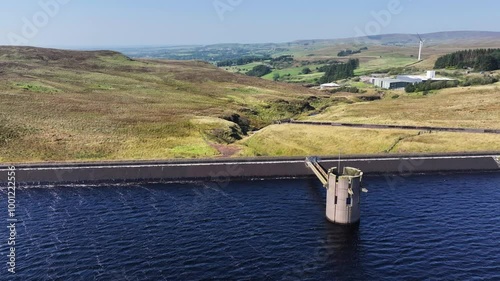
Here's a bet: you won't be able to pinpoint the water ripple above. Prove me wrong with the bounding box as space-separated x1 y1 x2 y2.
0 173 499 280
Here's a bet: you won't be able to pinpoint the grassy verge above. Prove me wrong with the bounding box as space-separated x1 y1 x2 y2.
238 124 500 157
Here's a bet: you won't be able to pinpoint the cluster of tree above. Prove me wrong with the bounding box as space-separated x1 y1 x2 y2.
434 49 500 71
337 47 368 57
317 65 330 72
298 59 339 67
319 59 360 84
246 65 272 77
405 80 459 93
271 55 294 63
270 55 295 69
216 55 295 72
462 75 499 86
301 67 312 74
217 55 271 67
406 75 499 93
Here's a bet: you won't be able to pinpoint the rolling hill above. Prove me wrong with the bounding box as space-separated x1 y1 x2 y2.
1 43 499 163
115 31 500 79
0 46 322 162
295 31 500 46
117 31 500 59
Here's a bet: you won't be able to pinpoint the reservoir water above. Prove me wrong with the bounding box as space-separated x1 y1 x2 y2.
1 172 500 280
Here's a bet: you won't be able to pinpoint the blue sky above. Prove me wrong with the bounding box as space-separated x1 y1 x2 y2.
1 0 499 47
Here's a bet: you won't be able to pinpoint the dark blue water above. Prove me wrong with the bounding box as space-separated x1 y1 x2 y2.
1 173 500 280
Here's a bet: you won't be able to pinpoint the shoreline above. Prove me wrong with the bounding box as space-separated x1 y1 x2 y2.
1 152 499 185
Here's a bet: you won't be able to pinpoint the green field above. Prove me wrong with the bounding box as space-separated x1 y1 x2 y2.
217 47 422 84
354 56 417 75
223 61 327 84
262 64 326 83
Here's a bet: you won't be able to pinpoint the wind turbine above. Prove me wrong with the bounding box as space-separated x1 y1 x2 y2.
417 33 425 61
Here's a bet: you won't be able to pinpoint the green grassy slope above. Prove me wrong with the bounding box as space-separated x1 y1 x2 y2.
0 46 322 162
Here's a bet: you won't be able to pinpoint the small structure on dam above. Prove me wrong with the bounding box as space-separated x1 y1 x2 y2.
306 157 367 225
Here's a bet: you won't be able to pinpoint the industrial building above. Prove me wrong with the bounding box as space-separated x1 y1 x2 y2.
373 71 457 90
373 78 411 90
397 71 455 83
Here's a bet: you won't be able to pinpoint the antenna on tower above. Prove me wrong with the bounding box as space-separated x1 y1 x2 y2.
417 33 425 61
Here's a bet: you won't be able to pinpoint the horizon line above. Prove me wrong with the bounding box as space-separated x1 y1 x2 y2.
2 30 499 50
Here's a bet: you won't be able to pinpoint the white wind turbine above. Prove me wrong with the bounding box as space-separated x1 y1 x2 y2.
417 33 425 61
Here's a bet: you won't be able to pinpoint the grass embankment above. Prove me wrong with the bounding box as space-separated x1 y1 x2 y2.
308 85 500 129
0 46 322 162
238 124 500 157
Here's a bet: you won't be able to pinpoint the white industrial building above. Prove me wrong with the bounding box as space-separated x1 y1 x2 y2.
397 71 455 84
373 78 411 90
373 71 457 90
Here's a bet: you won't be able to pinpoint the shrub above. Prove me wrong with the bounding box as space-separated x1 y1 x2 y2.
408 80 459 93
461 76 498 86
247 65 272 77
301 67 312 74
405 84 416 93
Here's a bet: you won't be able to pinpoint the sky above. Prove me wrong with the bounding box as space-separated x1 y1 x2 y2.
1 0 499 47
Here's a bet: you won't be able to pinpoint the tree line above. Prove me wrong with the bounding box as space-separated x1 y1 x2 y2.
337 47 368 57
246 65 272 77
405 80 459 93
405 76 498 93
434 49 500 71
319 59 359 84
217 55 272 67
218 54 296 67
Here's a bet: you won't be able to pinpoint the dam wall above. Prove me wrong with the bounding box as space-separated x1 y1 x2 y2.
0 152 499 185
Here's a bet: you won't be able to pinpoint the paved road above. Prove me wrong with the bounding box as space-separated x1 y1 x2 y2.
278 120 500 134
1 152 499 184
